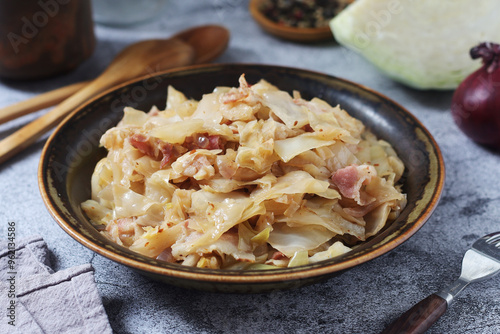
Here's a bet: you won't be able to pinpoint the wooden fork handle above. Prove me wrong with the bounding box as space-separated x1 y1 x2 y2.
380 294 448 334
0 81 88 125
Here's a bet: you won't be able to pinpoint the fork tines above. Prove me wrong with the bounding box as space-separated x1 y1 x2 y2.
485 233 500 246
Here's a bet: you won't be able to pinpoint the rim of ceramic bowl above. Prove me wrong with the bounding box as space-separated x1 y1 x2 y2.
38 63 445 287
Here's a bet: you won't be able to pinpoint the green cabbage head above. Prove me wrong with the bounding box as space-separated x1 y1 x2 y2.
330 0 500 90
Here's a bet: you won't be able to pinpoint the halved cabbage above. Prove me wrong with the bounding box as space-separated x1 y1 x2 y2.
330 0 500 89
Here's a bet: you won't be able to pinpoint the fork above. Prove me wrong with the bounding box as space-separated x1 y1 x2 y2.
381 232 500 334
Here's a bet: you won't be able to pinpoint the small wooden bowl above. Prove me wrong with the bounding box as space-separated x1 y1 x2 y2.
249 0 338 43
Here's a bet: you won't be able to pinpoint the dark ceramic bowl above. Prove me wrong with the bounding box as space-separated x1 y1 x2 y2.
39 64 445 293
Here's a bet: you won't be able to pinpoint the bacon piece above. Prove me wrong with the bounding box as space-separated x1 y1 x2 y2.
343 202 378 218
129 134 154 157
156 248 175 263
207 135 223 149
271 251 286 260
117 218 135 235
331 165 377 205
129 134 175 169
172 150 216 180
332 165 360 199
216 155 238 179
157 141 174 168
184 134 224 151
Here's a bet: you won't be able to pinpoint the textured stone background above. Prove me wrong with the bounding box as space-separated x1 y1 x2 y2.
0 1 499 333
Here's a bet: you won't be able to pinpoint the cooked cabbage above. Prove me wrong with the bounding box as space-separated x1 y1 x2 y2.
82 74 406 269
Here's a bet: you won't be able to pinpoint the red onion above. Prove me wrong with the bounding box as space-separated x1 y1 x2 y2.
451 42 500 149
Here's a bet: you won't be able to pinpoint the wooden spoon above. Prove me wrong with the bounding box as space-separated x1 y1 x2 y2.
0 25 230 164
173 24 230 64
0 38 194 164
0 25 230 125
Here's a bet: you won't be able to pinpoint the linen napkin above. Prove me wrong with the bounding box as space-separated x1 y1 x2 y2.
0 236 112 333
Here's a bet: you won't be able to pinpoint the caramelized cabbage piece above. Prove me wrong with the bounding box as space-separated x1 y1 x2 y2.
82 74 406 269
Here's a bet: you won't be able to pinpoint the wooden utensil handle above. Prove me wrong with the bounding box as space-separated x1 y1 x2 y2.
0 83 102 164
0 81 88 125
0 36 195 165
380 294 448 334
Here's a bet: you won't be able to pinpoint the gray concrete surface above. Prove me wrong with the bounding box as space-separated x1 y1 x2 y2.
0 1 499 333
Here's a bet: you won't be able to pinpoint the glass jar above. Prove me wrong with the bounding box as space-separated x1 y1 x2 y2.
0 0 95 80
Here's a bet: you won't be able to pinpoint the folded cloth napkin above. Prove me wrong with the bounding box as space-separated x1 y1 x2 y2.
0 236 112 334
